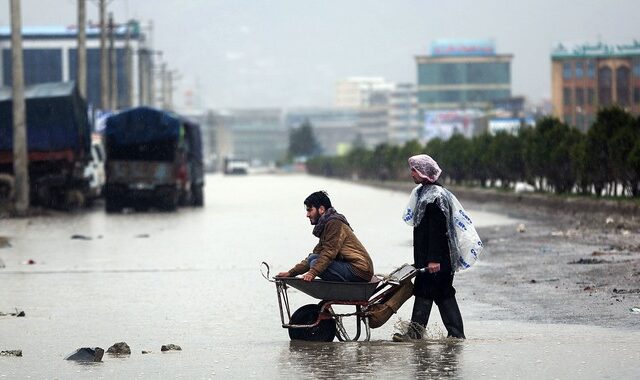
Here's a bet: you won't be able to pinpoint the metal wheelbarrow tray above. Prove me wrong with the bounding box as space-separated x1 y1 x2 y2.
278 277 379 301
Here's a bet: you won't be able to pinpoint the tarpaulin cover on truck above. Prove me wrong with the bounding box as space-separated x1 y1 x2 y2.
0 82 91 154
105 107 182 147
105 107 183 162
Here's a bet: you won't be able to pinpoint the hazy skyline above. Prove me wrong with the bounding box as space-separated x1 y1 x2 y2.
1 0 638 110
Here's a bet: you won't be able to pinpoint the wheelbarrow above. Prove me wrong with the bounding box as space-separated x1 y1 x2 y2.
261 262 423 342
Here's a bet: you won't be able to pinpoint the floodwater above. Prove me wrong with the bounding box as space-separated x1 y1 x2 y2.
1 174 638 379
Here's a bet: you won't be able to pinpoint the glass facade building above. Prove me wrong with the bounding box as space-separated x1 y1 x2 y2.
416 55 512 111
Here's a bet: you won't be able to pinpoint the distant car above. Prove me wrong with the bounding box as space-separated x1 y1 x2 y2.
224 158 249 175
84 140 106 199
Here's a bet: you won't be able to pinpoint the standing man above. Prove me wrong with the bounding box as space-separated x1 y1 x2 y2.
393 154 466 341
277 191 374 282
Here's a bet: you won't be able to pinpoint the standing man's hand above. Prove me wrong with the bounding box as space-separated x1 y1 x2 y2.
302 272 316 282
426 262 441 273
276 271 290 278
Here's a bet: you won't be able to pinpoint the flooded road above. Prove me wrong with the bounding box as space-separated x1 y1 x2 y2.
1 174 639 378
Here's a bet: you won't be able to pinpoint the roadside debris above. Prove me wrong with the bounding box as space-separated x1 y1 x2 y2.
107 342 131 355
605 217 614 225
0 350 22 357
70 235 92 240
0 309 25 317
0 236 10 248
613 288 640 294
569 258 610 264
514 182 535 193
161 344 181 352
517 223 526 233
141 350 151 354
64 347 104 362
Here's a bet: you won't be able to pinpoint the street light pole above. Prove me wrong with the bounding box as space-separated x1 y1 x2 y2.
77 0 87 99
99 0 108 110
108 12 117 110
10 0 29 214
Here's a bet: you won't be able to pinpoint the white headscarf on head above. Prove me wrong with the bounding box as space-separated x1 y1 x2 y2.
408 154 442 183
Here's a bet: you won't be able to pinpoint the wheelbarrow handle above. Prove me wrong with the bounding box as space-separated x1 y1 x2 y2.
261 261 277 282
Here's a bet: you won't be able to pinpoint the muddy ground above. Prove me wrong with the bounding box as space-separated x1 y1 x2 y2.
364 181 640 330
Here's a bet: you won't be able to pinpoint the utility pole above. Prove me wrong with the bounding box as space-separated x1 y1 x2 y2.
99 0 108 110
160 62 167 109
77 0 87 99
125 20 133 107
137 48 147 106
108 12 117 110
10 0 29 214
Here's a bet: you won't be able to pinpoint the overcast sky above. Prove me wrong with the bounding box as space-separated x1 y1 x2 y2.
1 0 638 110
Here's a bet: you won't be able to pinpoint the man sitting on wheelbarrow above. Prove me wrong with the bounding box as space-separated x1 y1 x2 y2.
277 191 374 282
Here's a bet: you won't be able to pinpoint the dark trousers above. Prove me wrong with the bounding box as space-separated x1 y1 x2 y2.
411 272 465 338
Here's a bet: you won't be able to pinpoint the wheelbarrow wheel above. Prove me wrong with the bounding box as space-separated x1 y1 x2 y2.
288 304 336 342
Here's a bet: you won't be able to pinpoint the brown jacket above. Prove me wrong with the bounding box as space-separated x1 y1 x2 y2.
288 219 374 280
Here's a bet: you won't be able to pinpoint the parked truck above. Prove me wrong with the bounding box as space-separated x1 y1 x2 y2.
104 107 204 212
0 82 94 209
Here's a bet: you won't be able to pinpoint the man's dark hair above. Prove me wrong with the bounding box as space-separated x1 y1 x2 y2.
304 191 332 209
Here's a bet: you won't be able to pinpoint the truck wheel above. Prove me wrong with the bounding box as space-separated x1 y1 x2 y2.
159 191 178 212
105 195 122 213
192 185 204 207
65 190 85 210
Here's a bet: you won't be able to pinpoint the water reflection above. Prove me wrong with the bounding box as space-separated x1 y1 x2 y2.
280 339 463 379
408 340 463 379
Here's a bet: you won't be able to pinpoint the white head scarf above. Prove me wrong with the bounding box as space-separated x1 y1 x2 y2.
408 154 442 183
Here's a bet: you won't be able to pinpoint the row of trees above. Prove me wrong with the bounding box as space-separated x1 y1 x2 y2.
306 107 640 197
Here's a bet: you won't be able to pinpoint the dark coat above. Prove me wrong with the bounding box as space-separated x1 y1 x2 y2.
413 198 456 300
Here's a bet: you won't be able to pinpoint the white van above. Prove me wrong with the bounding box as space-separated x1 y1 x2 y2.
84 140 106 198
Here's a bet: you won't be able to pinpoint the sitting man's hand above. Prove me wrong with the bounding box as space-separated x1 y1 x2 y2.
302 272 316 282
276 271 290 278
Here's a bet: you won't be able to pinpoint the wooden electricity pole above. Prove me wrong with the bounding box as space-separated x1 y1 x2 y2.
10 0 29 214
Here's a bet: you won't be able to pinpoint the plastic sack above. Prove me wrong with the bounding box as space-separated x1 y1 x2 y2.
447 191 484 270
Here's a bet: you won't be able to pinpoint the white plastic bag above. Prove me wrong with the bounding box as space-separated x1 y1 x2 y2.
448 193 484 270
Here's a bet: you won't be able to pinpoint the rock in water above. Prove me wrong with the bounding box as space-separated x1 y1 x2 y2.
64 347 104 362
107 342 131 355
161 344 182 352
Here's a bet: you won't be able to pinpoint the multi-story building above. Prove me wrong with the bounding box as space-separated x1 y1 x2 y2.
357 90 390 148
212 109 287 165
284 108 359 156
0 22 154 110
335 77 395 108
415 39 512 114
551 41 640 131
388 83 420 144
